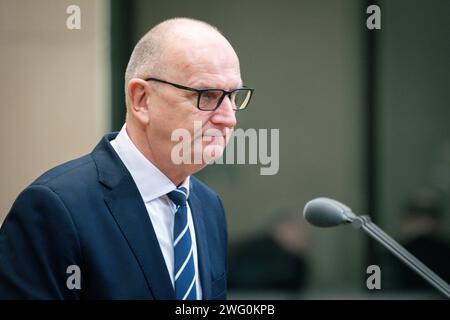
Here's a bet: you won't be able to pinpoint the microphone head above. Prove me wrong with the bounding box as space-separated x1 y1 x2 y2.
303 197 356 227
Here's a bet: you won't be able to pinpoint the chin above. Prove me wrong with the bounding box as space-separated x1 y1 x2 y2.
186 162 209 177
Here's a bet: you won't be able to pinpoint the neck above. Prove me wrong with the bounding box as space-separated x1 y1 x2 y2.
125 121 190 186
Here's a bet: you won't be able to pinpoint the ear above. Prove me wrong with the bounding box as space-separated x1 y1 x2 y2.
127 78 151 124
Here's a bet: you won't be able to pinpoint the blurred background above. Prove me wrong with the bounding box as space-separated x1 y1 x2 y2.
1 0 449 299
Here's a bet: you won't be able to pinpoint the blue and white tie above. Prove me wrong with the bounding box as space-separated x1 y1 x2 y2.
167 186 197 300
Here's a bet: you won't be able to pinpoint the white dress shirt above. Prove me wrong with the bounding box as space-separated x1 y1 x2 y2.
110 124 202 299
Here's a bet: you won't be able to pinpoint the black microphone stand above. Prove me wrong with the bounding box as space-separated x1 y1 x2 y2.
351 215 450 299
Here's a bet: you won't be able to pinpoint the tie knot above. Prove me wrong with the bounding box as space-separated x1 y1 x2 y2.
167 186 188 207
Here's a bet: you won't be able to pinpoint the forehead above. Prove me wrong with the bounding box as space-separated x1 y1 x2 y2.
163 35 242 89
184 63 242 90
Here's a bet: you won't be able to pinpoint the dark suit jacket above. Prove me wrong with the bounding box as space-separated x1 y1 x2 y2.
0 133 228 299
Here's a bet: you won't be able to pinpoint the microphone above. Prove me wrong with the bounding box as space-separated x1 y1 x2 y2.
303 197 450 299
303 197 356 227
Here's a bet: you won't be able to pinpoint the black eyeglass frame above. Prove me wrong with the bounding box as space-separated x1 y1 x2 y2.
145 77 254 111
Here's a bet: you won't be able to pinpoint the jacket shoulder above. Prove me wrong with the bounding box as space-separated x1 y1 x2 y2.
32 154 95 189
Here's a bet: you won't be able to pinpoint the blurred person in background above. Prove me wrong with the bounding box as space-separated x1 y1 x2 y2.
228 209 310 295
387 187 450 295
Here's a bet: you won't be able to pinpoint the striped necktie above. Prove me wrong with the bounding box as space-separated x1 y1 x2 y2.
167 186 198 300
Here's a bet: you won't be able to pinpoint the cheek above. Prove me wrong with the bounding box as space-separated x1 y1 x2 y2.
148 109 180 147
165 114 201 146
182 111 212 139
150 98 210 142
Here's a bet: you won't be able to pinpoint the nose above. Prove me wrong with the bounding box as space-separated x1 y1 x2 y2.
210 95 237 128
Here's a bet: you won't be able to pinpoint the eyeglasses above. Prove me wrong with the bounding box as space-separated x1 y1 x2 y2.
145 77 254 111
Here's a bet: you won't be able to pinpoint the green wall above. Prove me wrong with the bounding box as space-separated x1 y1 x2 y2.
378 0 450 243
110 0 450 297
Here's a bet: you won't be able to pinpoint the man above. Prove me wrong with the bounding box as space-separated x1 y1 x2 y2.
387 187 450 295
0 18 253 299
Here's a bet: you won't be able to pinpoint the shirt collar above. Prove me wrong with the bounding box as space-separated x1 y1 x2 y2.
110 124 190 203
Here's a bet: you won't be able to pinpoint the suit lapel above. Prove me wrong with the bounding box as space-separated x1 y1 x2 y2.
93 133 175 300
104 177 175 300
188 188 212 300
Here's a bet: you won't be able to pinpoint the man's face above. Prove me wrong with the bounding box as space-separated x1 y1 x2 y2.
145 33 241 174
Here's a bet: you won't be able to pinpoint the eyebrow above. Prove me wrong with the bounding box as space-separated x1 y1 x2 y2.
193 81 244 90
